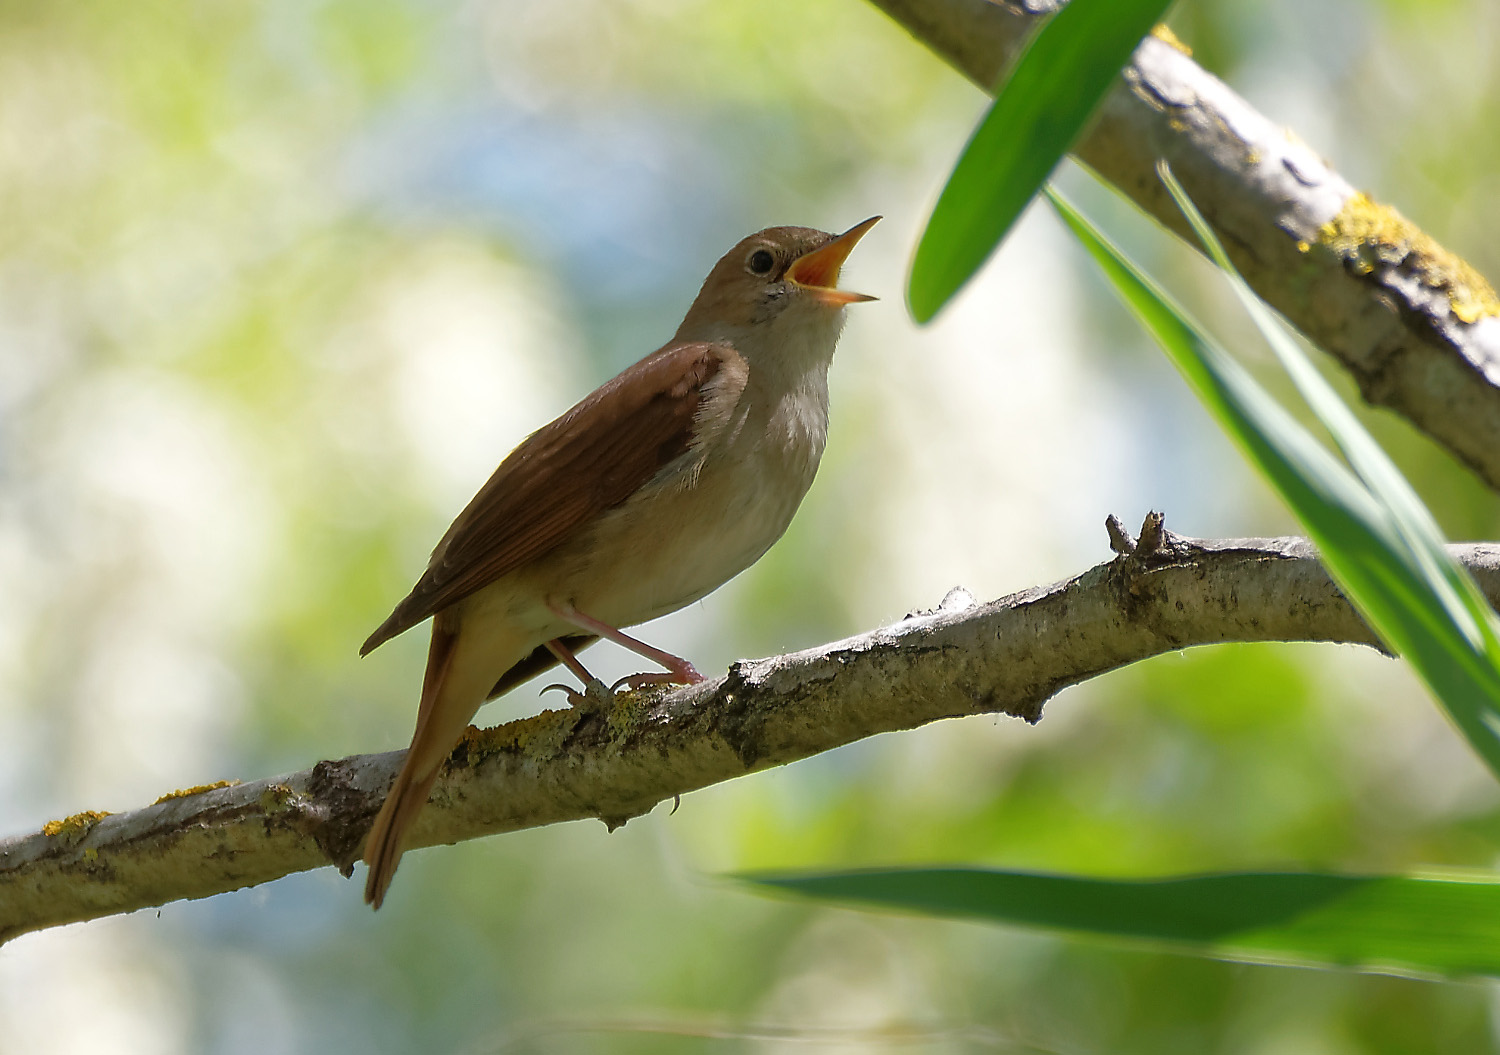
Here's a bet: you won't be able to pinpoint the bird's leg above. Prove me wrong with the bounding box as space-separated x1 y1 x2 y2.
547 601 706 688
543 637 612 711
545 636 598 684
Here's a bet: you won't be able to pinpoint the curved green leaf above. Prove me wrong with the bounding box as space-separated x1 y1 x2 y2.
1046 182 1500 779
908 0 1175 322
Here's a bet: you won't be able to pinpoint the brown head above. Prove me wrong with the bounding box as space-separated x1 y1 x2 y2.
674 218 880 347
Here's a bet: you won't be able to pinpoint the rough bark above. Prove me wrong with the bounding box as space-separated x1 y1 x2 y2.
868 0 1500 489
5 523 1500 944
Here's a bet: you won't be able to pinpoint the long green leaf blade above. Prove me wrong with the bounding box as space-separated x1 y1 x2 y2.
1159 165 1487 640
1046 186 1500 778
746 868 1500 979
1158 162 1500 673
907 0 1174 322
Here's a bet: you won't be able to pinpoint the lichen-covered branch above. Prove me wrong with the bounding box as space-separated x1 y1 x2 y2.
5 522 1500 943
868 0 1500 490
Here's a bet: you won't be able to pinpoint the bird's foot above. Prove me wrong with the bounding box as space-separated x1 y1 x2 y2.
609 661 705 693
541 677 615 713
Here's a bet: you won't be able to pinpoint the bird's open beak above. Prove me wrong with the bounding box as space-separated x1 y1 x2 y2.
788 216 881 306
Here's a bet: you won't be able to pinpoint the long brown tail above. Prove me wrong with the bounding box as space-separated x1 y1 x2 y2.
362 750 447 910
363 621 467 909
363 609 538 908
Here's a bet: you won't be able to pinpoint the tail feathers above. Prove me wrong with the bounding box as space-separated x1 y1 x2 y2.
363 620 461 909
362 615 532 909
363 758 444 909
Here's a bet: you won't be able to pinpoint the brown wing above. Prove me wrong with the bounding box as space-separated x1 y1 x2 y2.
360 342 729 656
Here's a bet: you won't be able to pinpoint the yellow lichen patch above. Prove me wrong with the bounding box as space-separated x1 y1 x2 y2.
606 692 649 741
41 810 112 838
455 721 501 760
258 783 297 814
153 780 241 804
464 708 576 761
1319 192 1500 324
1151 24 1192 56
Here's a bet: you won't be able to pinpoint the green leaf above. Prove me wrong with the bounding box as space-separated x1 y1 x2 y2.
745 868 1500 979
907 0 1175 322
1157 163 1495 652
1045 181 1500 780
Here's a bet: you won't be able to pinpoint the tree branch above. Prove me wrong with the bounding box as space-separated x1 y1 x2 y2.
867 0 1500 490
5 521 1500 943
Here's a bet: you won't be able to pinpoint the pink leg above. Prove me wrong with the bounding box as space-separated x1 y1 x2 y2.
545 638 598 685
547 601 705 686
541 637 613 710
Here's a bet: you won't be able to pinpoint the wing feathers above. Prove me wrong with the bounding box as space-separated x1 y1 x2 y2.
361 342 731 656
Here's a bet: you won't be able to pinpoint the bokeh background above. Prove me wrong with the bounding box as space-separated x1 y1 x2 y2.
3 0 1500 1051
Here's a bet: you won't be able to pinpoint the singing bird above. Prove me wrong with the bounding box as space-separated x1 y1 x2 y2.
359 217 880 907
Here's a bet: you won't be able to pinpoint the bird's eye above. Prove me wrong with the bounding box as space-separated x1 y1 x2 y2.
746 249 775 275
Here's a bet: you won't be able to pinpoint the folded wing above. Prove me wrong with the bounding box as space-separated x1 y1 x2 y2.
361 341 732 656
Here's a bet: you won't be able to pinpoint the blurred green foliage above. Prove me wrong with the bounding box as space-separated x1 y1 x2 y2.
2 0 1500 1052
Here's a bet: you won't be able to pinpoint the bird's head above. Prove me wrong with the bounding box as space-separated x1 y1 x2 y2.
675 217 880 345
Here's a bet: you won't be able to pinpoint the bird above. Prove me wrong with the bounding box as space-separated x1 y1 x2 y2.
358 217 880 908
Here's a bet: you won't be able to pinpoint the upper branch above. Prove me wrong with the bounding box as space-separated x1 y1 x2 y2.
867 0 1500 490
5 526 1500 943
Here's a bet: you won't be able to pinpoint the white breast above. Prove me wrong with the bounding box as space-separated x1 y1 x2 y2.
628 367 830 620
535 358 829 631
504 300 847 634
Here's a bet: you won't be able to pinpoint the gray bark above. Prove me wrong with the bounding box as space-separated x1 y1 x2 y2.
867 0 1500 489
5 523 1500 943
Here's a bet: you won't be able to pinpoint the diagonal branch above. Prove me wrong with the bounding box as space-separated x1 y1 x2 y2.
868 0 1500 490
5 521 1500 943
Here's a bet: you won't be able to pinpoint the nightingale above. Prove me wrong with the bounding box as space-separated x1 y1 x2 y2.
359 217 880 908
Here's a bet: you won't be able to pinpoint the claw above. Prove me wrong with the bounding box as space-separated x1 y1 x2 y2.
672 661 706 685
610 666 704 692
541 677 613 712
610 672 666 692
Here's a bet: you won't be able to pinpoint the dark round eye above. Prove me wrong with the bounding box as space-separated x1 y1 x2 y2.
747 249 775 275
